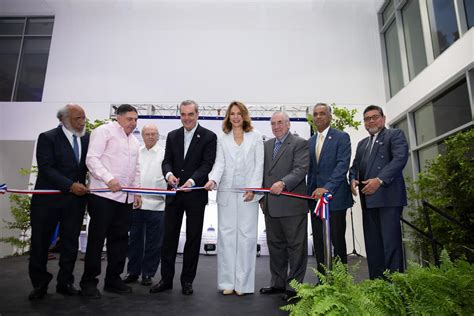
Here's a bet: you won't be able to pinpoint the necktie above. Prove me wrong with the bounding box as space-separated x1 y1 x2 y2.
273 140 282 160
359 135 374 180
316 133 324 163
73 135 80 163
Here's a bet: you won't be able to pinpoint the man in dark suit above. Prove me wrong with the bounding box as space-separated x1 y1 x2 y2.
259 111 309 301
150 100 217 296
307 103 352 274
28 104 89 300
349 105 408 279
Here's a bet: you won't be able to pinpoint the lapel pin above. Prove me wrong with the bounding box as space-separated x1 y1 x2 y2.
328 136 332 140
197 134 201 138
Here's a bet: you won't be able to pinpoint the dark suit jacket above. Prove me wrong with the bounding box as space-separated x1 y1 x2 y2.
349 128 408 209
31 126 89 208
262 133 309 218
162 124 217 207
307 127 353 211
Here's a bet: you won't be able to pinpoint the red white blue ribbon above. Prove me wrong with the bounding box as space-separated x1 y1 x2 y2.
1 183 321 202
0 184 64 195
314 192 333 220
239 188 314 200
0 183 177 196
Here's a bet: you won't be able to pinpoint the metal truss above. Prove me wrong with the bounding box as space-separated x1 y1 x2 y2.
110 103 311 119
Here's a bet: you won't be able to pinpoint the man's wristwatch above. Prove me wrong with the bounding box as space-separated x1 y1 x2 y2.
376 177 383 185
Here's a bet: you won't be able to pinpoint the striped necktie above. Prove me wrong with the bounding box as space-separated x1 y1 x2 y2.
273 140 282 160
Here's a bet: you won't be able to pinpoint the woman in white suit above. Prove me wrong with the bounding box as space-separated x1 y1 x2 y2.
204 101 264 295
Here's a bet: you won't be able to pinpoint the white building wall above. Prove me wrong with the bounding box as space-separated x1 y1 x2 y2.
0 0 386 258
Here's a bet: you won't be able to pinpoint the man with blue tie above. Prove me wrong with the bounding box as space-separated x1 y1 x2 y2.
28 104 89 300
259 111 309 301
349 105 408 279
307 103 352 275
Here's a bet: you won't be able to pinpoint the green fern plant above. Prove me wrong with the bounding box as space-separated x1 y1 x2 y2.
282 250 474 315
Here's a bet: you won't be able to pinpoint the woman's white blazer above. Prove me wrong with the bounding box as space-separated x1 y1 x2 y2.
208 129 264 206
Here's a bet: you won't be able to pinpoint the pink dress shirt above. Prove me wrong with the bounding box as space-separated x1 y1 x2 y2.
86 121 140 203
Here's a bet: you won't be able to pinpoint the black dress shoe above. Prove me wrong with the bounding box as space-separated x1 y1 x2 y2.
280 290 297 301
104 281 132 294
259 286 286 294
56 284 80 296
28 286 47 300
141 276 152 286
149 280 172 294
123 274 139 284
181 282 193 295
80 286 101 299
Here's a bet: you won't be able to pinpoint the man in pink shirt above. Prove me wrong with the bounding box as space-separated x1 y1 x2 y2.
80 104 142 298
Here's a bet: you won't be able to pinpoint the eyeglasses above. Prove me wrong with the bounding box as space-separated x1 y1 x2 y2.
363 114 382 122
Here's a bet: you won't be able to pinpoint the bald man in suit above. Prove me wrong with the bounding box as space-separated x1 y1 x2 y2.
307 103 353 275
259 111 309 301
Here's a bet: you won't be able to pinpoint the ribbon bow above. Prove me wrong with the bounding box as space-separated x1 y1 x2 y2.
314 192 332 220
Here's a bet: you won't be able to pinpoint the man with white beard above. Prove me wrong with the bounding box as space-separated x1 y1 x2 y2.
28 104 90 300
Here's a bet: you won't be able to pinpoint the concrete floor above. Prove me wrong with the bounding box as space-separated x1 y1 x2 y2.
0 253 368 315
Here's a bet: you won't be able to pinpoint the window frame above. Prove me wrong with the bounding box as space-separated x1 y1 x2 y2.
0 16 54 102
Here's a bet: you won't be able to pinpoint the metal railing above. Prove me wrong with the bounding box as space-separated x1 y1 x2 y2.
401 200 473 266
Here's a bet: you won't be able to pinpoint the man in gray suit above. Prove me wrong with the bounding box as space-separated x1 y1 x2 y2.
259 111 309 301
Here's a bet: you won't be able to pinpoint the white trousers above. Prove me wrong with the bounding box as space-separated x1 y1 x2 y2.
217 193 258 293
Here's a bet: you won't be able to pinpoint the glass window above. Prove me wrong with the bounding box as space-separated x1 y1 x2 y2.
0 18 25 35
402 0 427 79
414 79 471 145
393 118 411 148
465 0 474 29
392 118 413 179
382 0 395 25
384 20 404 96
427 0 459 57
0 38 21 101
25 17 54 35
417 142 445 171
404 153 413 180
0 16 54 101
14 38 52 101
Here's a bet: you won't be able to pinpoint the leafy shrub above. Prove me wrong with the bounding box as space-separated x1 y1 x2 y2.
282 251 474 315
407 129 474 263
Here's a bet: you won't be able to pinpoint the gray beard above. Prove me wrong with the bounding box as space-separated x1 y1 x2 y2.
73 128 86 137
63 121 86 137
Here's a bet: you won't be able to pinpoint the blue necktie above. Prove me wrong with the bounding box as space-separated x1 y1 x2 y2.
359 135 374 180
73 135 80 163
273 140 282 160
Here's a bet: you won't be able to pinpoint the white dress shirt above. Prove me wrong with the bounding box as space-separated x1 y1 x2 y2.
184 124 197 158
61 125 81 159
139 143 166 211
